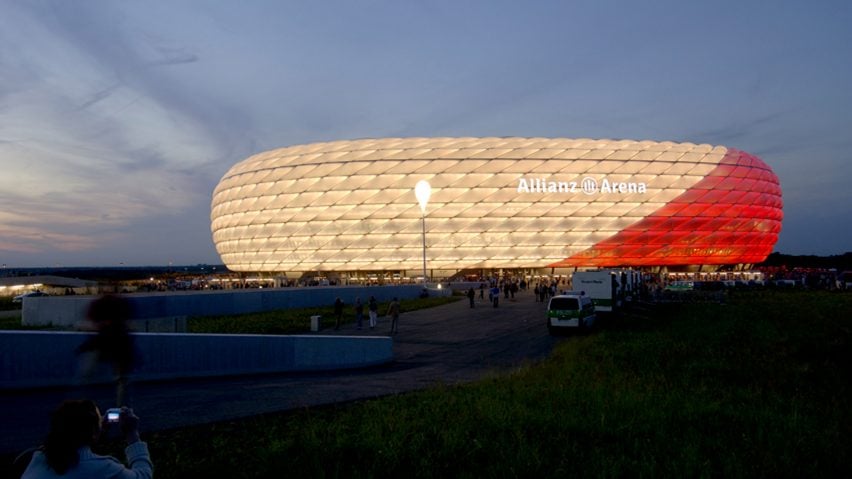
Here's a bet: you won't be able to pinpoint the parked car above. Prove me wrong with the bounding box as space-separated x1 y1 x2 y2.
547 294 596 334
12 291 49 303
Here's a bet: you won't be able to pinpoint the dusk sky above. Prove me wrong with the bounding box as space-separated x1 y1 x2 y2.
1 0 850 267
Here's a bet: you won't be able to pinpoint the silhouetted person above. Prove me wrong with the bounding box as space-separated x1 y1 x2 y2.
333 297 344 330
368 296 378 329
76 295 136 407
21 399 152 478
386 297 400 334
467 287 475 308
354 297 364 330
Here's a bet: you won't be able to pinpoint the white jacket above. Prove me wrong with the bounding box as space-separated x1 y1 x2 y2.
22 441 153 479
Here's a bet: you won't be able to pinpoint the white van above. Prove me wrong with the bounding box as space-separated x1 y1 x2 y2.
547 294 596 334
571 270 620 312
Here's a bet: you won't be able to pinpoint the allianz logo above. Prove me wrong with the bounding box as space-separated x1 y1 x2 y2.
517 176 648 195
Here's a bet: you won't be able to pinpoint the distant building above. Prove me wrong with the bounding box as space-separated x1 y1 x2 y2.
0 275 97 297
211 137 783 277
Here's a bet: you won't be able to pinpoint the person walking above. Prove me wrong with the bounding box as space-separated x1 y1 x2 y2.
467 287 475 308
386 297 400 334
333 297 344 330
354 297 364 330
76 295 137 408
368 296 378 329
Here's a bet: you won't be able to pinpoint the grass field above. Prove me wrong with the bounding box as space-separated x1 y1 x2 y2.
0 315 22 330
187 295 461 334
5 290 850 478
136 290 850 478
0 295 461 332
0 296 21 312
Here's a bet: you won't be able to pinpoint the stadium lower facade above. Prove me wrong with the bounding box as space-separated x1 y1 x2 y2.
211 137 783 278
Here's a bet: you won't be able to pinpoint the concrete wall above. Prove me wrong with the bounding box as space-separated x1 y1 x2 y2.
0 331 393 389
22 284 449 328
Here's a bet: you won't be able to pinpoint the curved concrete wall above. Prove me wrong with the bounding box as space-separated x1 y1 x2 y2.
0 331 392 389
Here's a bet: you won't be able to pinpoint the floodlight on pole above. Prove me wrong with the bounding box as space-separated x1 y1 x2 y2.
414 180 431 284
415 180 431 213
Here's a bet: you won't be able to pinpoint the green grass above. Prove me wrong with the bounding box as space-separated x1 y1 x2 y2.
0 296 461 333
188 296 462 334
0 297 21 311
0 313 82 331
6 291 849 478
0 316 22 330
134 290 851 478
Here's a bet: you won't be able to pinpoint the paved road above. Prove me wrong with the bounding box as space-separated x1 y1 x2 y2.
0 289 556 454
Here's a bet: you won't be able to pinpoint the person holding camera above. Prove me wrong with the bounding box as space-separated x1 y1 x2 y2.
21 399 153 478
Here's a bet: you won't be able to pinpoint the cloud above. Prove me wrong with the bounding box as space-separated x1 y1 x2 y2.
0 2 259 264
147 46 199 67
689 112 791 146
1 0 851 263
75 84 121 111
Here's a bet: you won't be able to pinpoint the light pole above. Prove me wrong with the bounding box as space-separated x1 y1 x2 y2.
414 180 431 284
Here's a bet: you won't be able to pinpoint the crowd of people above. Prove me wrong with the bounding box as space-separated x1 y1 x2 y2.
760 266 850 290
460 276 574 308
331 295 401 334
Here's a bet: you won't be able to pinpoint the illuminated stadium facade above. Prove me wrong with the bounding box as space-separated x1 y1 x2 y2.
210 137 783 277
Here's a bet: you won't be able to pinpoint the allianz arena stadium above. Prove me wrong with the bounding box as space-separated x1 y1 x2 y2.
210 137 782 275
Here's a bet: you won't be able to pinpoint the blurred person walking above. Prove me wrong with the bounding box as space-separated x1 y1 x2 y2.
76 295 137 408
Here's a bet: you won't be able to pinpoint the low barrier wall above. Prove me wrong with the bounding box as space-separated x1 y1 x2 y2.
22 284 449 328
0 331 393 389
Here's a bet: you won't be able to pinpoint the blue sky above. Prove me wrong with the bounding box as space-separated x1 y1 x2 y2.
1 0 850 267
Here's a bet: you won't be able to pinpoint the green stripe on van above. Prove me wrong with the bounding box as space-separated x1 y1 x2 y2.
548 310 581 319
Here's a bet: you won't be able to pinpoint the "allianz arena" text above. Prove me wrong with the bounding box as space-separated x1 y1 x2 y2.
517 177 648 194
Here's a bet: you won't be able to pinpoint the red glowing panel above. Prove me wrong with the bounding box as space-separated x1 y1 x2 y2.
553 149 783 267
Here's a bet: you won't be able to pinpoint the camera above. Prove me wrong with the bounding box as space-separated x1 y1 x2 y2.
103 408 122 440
105 408 121 423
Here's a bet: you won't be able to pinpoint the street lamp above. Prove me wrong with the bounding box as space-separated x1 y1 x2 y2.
414 180 431 284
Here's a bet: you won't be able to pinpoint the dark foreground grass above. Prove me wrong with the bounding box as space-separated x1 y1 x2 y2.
136 290 852 478
6 291 850 478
